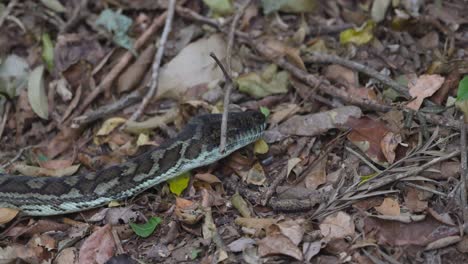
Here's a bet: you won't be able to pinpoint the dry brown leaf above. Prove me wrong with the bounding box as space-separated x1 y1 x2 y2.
323 64 357 87
0 208 19 225
304 158 327 190
245 162 266 186
117 44 155 93
258 234 303 260
13 163 80 177
374 197 400 216
279 106 362 136
319 211 355 240
380 132 401 164
407 74 445 110
78 224 115 264
277 219 305 246
235 217 277 232
269 103 301 125
260 38 305 70
347 116 391 164
55 247 79 264
404 187 428 213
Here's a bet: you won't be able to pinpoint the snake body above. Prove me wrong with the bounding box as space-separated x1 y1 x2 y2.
0 112 266 216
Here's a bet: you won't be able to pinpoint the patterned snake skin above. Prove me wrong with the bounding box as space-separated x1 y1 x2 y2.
0 112 266 216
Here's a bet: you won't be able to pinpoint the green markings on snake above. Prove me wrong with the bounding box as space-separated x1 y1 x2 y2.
0 112 267 216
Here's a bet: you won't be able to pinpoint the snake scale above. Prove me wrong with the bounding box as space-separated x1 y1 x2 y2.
0 112 266 216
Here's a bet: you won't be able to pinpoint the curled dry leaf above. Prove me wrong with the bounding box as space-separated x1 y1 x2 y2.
0 208 19 225
27 65 48 120
374 197 400 216
280 106 362 136
407 74 445 110
276 219 305 246
78 224 115 264
245 162 266 186
175 197 203 225
235 217 277 232
319 211 355 240
96 117 127 136
346 116 392 165
258 234 303 261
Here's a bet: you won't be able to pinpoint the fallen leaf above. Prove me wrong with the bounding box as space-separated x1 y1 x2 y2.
258 234 303 260
168 171 191 196
96 9 134 52
157 34 226 100
235 217 277 232
279 106 362 136
374 197 400 216
254 139 269 154
203 0 234 15
236 64 290 98
261 0 316 14
227 237 256 252
0 54 29 98
323 64 357 87
0 208 19 225
340 20 375 45
277 219 305 245
129 217 162 238
319 211 355 240
404 187 428 213
303 241 323 262
27 65 48 119
78 225 115 264
407 74 445 110
380 132 401 164
245 162 266 186
371 0 391 22
346 116 392 165
304 158 327 190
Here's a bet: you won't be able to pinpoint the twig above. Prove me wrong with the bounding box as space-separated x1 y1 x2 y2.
128 0 176 122
72 90 143 128
216 0 252 153
308 23 353 36
0 101 10 140
363 150 460 191
209 52 233 153
303 52 410 98
0 0 18 28
73 11 168 119
460 118 468 229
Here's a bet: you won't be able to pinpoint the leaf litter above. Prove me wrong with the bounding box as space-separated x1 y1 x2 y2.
1 0 468 263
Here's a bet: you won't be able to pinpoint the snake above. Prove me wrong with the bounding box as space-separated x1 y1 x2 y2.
0 111 266 216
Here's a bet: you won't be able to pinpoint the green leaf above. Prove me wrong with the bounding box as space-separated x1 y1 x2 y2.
456 76 468 101
236 64 289 98
96 9 135 53
340 20 375 45
190 248 202 260
42 33 54 72
40 0 66 13
168 171 191 196
0 54 30 98
27 65 49 119
261 0 316 14
359 173 378 185
203 0 234 15
130 216 162 238
260 106 270 117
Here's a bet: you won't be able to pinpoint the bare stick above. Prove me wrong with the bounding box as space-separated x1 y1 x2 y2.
216 0 252 153
209 53 233 153
0 102 11 140
0 0 18 28
73 11 167 118
128 0 176 122
72 90 143 128
460 118 468 229
303 52 410 98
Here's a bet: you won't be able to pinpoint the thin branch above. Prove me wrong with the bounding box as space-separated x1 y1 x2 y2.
73 11 168 119
128 0 176 122
218 0 251 153
303 52 410 98
0 101 11 140
460 118 468 227
210 52 233 153
0 0 18 28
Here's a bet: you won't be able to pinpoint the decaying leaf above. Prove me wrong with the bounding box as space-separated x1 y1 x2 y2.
78 224 115 264
374 197 400 216
407 74 445 110
27 65 48 120
319 211 355 240
236 64 289 98
258 234 303 260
